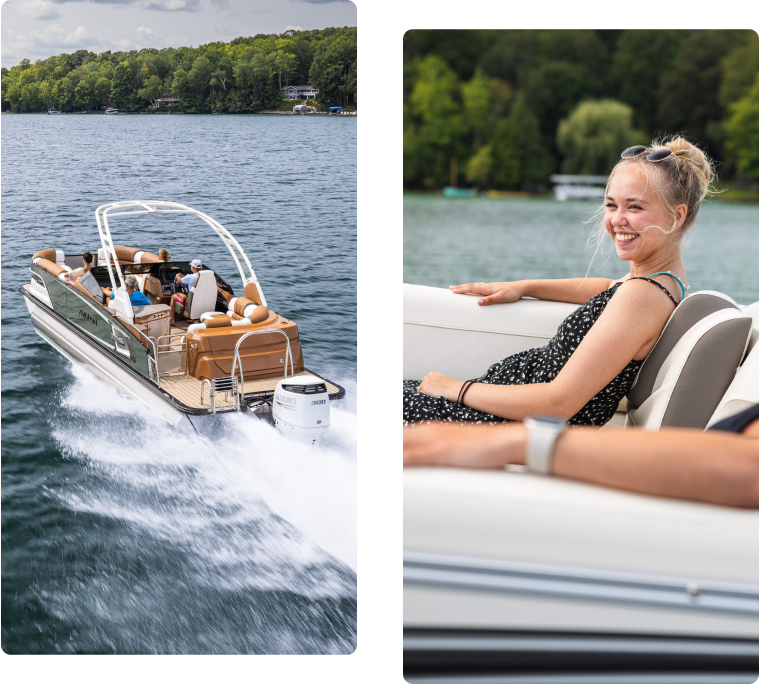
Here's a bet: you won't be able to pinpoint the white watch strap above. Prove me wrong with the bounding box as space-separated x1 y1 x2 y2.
525 419 565 474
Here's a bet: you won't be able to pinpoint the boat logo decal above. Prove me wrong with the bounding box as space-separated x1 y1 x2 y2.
79 309 98 325
275 393 296 404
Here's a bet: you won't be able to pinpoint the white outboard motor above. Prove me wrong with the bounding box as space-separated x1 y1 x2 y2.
272 375 330 443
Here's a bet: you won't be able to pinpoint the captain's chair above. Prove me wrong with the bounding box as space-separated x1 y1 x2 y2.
625 291 753 430
182 270 217 320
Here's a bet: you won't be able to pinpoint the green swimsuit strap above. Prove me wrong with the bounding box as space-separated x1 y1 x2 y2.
646 271 686 302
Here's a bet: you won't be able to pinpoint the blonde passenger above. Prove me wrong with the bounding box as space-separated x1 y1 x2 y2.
403 137 717 428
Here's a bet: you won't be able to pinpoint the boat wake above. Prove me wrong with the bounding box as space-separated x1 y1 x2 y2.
42 364 356 653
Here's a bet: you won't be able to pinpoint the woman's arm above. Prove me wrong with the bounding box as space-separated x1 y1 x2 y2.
450 278 616 306
403 421 759 508
418 279 673 420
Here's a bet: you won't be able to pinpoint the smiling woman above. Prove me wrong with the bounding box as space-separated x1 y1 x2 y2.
402 136 718 427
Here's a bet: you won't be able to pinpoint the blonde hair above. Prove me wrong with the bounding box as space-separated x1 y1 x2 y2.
586 136 718 274
158 248 170 262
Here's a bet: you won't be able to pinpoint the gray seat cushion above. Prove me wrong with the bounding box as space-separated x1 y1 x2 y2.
626 295 752 430
627 291 741 409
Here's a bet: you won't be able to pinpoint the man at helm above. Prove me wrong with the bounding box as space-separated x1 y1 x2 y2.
173 258 203 321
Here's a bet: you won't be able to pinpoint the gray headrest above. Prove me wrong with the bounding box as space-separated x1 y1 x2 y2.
627 291 740 409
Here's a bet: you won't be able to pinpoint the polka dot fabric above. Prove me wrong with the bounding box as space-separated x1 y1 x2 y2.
403 283 644 427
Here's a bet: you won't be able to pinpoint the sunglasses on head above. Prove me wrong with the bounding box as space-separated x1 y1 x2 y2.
621 146 673 162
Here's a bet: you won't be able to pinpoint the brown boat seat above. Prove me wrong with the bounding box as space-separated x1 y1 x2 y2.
32 249 57 264
138 251 161 263
33 257 70 279
244 282 262 305
114 245 142 262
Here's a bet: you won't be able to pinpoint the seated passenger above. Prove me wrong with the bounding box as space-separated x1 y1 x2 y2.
173 258 202 321
66 250 94 282
103 275 151 307
158 248 171 262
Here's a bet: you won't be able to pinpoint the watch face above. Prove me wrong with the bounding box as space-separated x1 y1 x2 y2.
532 414 565 425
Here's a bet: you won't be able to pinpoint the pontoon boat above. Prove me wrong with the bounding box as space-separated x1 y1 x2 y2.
20 201 344 435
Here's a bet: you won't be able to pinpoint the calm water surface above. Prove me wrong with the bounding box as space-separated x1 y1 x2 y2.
404 194 759 305
1 113 356 654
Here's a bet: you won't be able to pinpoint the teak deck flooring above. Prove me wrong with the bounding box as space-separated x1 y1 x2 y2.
160 319 339 410
160 370 340 410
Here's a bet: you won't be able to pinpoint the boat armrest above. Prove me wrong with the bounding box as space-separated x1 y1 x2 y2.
403 283 578 380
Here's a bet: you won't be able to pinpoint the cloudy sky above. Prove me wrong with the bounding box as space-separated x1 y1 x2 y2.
0 0 357 68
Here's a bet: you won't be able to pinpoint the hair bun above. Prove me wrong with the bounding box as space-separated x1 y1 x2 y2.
658 136 715 201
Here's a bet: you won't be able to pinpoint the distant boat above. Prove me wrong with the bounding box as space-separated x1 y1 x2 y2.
442 187 478 198
104 108 119 115
47 108 61 115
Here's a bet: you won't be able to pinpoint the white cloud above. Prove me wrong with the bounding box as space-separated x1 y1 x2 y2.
48 0 203 11
139 0 201 10
136 25 160 41
7 24 94 51
17 0 63 20
284 25 303 32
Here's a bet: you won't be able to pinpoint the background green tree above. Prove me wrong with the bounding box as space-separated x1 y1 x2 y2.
725 74 759 181
1 27 356 114
110 61 131 110
557 100 644 175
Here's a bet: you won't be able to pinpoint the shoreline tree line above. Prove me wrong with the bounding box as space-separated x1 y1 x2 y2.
1 26 357 114
404 30 759 190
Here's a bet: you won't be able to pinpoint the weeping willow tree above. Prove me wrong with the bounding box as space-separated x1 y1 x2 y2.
557 99 645 175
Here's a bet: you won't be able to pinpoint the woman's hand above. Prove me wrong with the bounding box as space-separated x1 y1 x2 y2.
449 281 524 306
416 372 463 402
404 422 527 469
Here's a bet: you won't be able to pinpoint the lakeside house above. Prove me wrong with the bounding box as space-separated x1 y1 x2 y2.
155 94 182 107
282 85 319 100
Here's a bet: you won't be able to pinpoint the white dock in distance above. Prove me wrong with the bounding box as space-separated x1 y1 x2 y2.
273 375 330 444
550 174 608 201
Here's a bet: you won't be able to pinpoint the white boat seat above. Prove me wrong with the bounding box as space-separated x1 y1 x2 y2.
706 311 759 427
739 300 759 356
403 283 578 380
626 292 753 431
184 270 217 320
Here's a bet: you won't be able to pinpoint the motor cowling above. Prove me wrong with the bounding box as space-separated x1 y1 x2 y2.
272 375 330 444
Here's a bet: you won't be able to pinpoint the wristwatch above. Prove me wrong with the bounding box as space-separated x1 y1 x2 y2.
523 414 567 474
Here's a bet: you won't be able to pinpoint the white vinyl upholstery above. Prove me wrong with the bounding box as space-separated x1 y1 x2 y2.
706 328 759 428
740 300 759 356
186 270 217 319
403 283 578 380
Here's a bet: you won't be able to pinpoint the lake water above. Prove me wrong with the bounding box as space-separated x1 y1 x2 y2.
1 113 356 654
404 194 759 305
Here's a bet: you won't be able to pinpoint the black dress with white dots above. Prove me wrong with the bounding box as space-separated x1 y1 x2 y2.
403 279 677 427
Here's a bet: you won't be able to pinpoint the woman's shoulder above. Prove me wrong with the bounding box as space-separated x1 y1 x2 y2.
609 276 679 311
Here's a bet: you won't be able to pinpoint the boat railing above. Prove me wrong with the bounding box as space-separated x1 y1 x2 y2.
154 333 187 380
231 329 294 398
